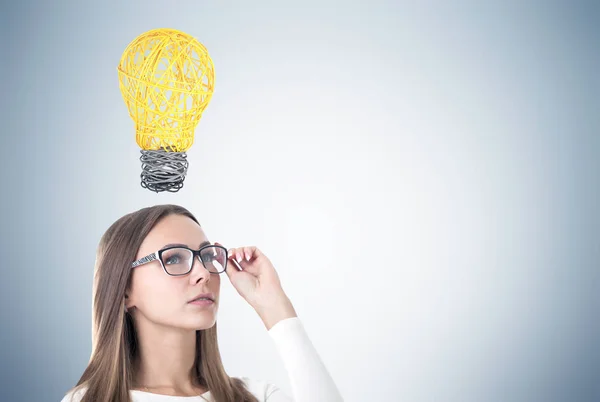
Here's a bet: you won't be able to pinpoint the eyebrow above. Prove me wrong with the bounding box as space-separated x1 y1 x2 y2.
162 240 211 249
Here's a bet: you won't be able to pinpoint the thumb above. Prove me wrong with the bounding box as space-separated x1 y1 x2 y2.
225 253 242 281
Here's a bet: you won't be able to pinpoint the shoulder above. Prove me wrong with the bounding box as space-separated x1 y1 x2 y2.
61 381 288 402
238 377 290 402
60 387 86 402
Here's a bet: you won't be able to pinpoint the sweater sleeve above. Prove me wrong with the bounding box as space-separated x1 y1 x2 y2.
267 317 343 402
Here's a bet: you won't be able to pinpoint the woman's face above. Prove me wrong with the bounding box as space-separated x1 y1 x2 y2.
126 214 221 330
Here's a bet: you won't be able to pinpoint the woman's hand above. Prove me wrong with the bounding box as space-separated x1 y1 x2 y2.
216 243 297 330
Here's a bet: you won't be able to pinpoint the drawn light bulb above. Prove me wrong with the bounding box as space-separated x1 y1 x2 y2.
117 28 215 192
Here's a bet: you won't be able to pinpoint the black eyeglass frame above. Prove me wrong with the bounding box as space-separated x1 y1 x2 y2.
131 244 228 276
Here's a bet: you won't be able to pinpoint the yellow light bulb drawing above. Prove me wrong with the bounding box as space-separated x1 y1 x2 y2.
117 28 215 192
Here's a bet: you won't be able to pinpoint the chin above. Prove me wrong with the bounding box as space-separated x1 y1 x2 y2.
192 320 216 331
173 320 216 331
183 314 217 331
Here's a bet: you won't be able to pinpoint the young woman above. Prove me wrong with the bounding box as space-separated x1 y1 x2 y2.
61 204 342 402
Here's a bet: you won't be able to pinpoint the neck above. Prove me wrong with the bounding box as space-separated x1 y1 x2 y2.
132 314 202 395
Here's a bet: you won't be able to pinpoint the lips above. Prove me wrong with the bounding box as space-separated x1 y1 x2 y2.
188 293 215 303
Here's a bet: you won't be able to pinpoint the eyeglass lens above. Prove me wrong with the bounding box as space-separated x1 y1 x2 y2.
161 246 227 275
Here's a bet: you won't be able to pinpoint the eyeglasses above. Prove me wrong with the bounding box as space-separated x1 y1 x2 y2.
131 244 228 276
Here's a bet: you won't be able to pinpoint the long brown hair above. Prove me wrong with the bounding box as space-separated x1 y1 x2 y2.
67 204 259 402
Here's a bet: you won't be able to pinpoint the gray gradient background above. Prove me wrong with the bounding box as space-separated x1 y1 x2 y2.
1 1 599 401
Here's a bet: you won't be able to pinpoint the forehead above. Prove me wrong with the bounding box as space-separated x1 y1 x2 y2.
138 214 208 256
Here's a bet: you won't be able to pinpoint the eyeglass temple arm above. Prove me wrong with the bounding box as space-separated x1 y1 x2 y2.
131 252 158 268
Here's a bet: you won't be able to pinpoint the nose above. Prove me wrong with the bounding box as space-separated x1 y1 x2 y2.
189 255 211 284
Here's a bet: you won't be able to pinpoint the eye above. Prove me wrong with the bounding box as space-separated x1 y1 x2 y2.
201 253 216 262
164 253 184 265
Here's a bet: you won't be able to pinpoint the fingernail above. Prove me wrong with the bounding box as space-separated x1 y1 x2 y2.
236 252 242 263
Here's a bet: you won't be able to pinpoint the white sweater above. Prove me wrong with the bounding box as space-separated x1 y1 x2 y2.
61 317 343 402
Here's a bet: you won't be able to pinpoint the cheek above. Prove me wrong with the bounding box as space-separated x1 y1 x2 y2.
210 275 221 294
132 271 185 310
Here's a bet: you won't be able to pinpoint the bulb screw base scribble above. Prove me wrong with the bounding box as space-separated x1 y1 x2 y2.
139 149 189 193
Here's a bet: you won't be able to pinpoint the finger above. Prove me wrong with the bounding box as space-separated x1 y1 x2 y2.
223 247 241 280
227 246 262 276
243 246 257 261
225 262 239 282
232 248 254 271
233 249 252 271
242 246 266 263
230 247 243 264
234 247 261 276
225 246 249 272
